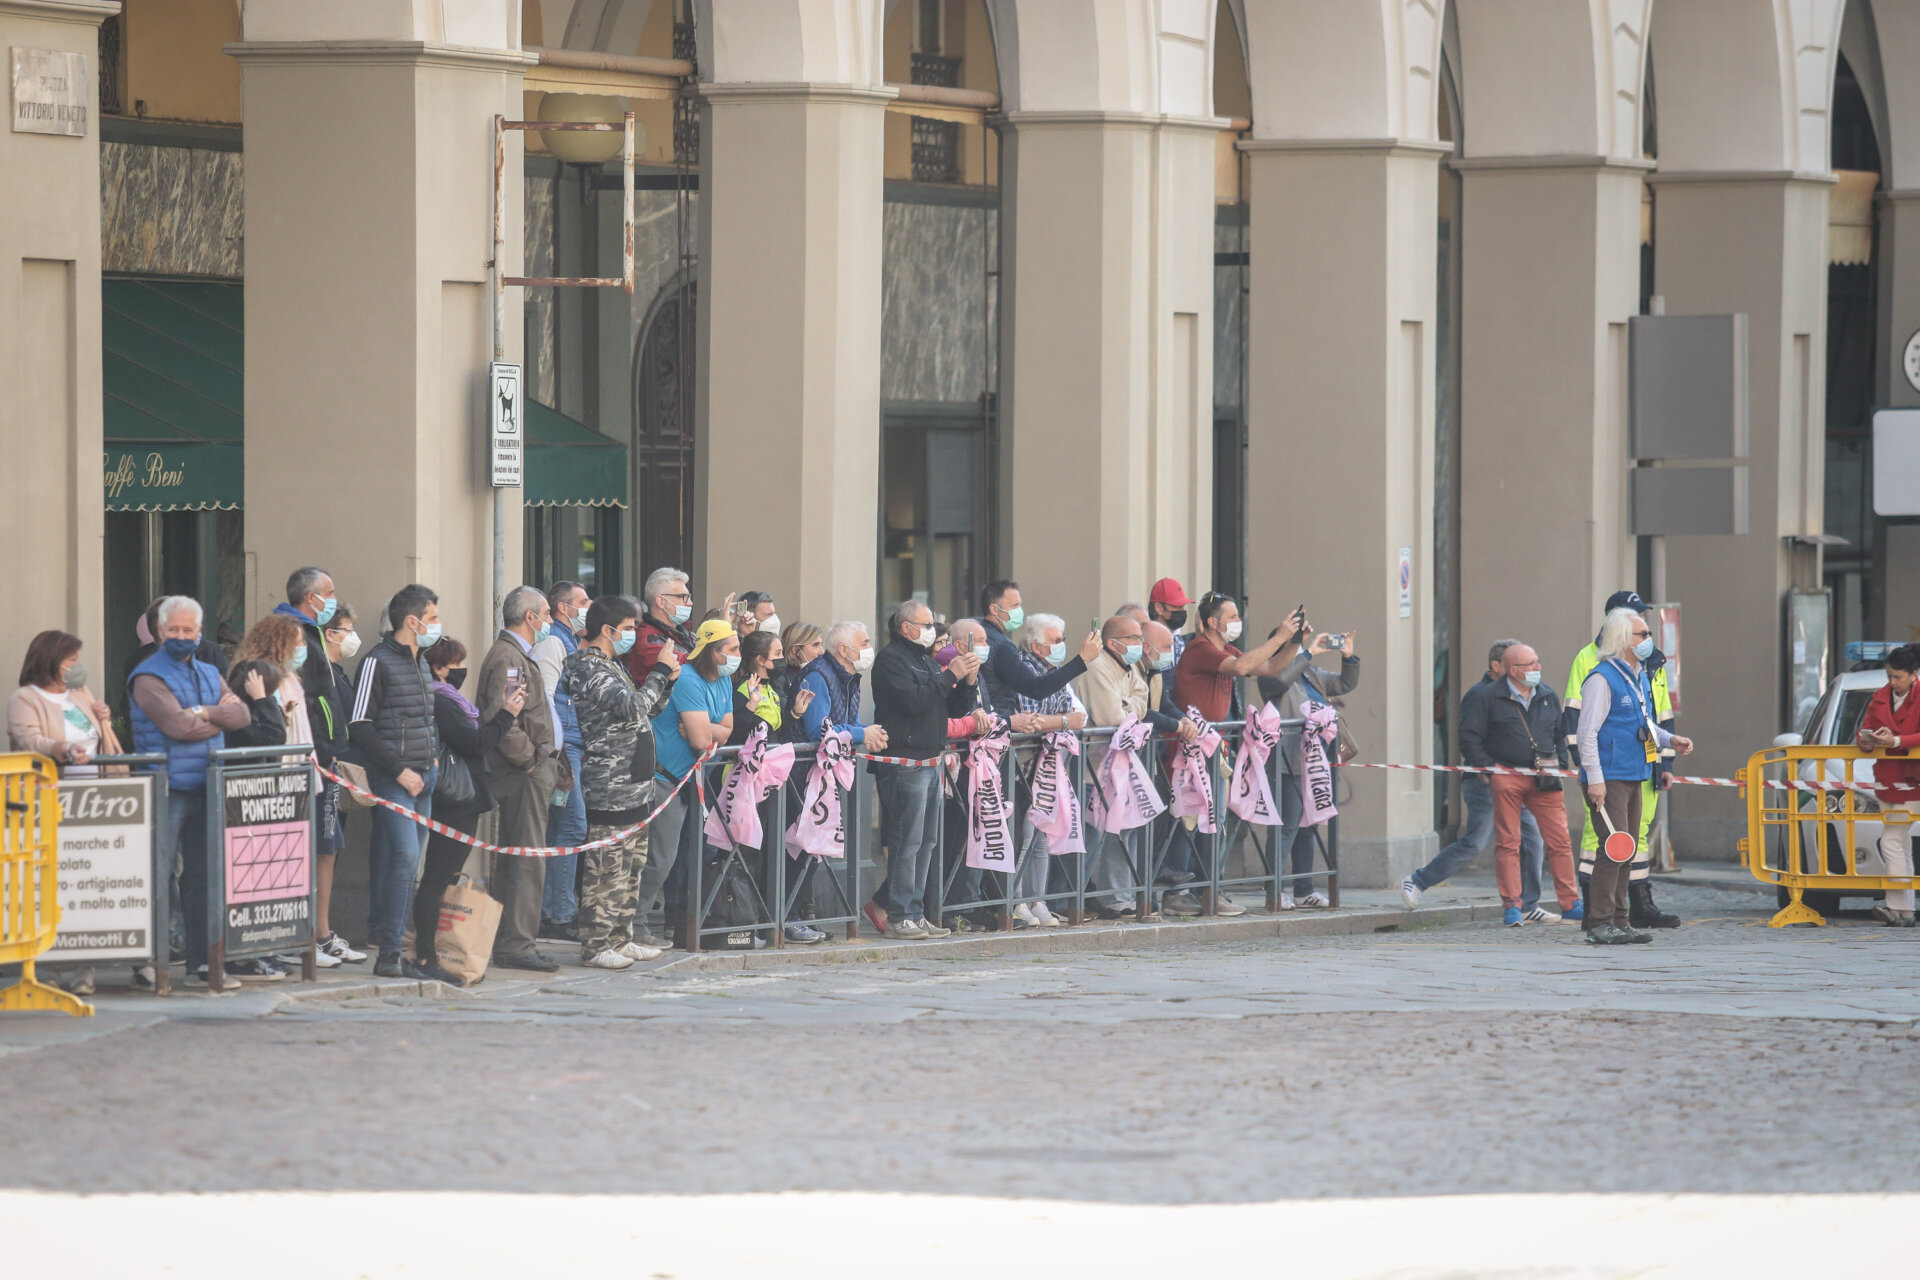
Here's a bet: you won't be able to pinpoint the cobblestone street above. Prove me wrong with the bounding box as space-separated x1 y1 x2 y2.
4 877 1917 1276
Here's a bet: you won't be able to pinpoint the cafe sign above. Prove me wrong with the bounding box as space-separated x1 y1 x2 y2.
11 47 90 137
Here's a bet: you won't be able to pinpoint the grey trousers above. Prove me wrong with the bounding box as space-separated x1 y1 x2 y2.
635 781 697 926
489 794 548 961
1089 828 1141 907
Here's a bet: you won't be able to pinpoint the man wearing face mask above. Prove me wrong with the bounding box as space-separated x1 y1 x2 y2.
626 566 702 683
478 585 573 972
870 601 979 938
535 580 590 942
1174 593 1304 727
1468 642 1582 928
974 581 1100 722
1148 579 1195 663
733 590 780 639
348 584 443 978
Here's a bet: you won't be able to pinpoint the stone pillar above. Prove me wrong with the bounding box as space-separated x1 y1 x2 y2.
0 0 115 678
1651 172 1832 853
995 113 1217 628
1243 140 1446 887
694 83 890 628
1456 158 1648 674
230 21 529 656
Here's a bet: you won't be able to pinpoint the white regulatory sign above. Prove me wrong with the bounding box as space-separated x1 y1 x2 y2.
11 47 90 137
1397 546 1412 619
490 361 523 488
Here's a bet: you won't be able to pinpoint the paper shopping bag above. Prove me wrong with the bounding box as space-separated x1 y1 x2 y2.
434 874 502 986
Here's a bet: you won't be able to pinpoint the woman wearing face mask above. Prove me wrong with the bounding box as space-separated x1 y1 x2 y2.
231 614 312 750
726 629 826 944
776 621 823 745
410 636 520 983
641 619 739 947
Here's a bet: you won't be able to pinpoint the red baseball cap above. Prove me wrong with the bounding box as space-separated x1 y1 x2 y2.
1149 578 1194 607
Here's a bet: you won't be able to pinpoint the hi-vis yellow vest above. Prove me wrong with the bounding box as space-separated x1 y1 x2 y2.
1565 642 1673 721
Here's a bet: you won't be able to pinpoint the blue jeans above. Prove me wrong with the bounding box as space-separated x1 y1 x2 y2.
1410 775 1543 906
874 765 942 921
542 740 585 923
367 765 437 955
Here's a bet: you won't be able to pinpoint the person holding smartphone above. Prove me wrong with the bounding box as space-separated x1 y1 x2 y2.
1857 643 1920 926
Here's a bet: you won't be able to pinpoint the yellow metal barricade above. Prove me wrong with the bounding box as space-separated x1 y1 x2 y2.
1741 744 1919 928
0 752 90 1015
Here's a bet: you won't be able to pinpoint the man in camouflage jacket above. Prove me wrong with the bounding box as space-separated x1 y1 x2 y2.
564 595 678 965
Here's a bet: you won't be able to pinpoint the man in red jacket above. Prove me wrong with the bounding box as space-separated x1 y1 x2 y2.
1856 643 1920 926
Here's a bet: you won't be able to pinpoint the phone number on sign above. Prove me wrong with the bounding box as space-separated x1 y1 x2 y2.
227 900 310 929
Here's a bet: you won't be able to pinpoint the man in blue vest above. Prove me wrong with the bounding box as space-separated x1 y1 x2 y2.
127 596 251 987
1575 607 1695 945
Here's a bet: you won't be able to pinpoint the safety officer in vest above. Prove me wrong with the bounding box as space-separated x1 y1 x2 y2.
1574 608 1695 945
127 595 251 987
1561 590 1681 928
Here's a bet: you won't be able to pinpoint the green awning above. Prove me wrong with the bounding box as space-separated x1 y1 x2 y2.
527 398 628 508
103 279 244 511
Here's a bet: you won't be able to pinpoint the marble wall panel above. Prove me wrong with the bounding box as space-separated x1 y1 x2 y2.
101 141 242 277
525 174 557 405
1214 219 1246 412
881 200 994 405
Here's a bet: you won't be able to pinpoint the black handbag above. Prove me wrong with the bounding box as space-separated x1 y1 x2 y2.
434 748 476 807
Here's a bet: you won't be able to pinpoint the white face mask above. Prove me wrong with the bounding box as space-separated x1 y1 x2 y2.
910 623 936 648
1222 619 1243 644
759 612 781 638
853 645 876 674
336 630 361 659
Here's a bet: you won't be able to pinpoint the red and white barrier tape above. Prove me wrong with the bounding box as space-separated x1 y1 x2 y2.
1343 759 1919 796
318 747 714 858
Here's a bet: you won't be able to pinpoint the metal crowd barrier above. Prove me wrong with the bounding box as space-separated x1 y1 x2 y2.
1741 743 1918 927
0 752 87 1015
676 716 1340 951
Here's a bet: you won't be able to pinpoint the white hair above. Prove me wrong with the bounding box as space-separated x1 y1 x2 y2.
1016 612 1065 651
643 566 689 603
156 595 203 629
825 620 868 653
1595 607 1642 660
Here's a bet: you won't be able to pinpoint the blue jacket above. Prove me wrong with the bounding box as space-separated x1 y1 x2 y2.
1587 658 1656 785
127 649 227 792
975 618 1087 720
549 624 582 748
797 653 866 744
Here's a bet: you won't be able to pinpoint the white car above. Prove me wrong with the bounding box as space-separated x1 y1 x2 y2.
1769 644 1894 912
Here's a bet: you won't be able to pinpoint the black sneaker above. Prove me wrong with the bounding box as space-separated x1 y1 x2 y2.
539 917 581 943
373 951 405 978
225 958 286 981
1161 891 1203 917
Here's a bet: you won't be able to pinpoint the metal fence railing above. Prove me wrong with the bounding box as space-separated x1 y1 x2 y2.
675 718 1339 952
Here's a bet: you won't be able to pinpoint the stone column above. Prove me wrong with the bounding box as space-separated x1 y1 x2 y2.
230 30 529 655
0 0 115 675
1455 158 1648 672
1650 172 1832 852
694 83 890 627
1242 140 1446 887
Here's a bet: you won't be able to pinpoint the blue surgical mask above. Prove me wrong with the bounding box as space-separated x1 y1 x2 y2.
291 644 308 672
533 621 552 644
672 603 693 626
1523 669 1542 687
614 629 636 656
719 654 741 678
314 596 338 626
1046 641 1067 667
419 622 442 647
162 637 198 662
971 643 990 663
1633 637 1655 661
1004 604 1025 631
1122 643 1144 666
1150 650 1175 673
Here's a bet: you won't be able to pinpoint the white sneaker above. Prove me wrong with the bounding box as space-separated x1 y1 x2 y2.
616 940 663 962
1012 902 1042 929
1279 891 1296 910
1522 906 1561 924
1301 891 1330 909
1032 902 1065 927
312 947 343 969
583 948 635 970
915 917 952 938
318 932 368 964
1214 895 1247 917
1401 878 1422 909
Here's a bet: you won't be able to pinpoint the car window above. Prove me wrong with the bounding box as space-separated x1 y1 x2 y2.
1836 689 1877 746
1801 683 1836 741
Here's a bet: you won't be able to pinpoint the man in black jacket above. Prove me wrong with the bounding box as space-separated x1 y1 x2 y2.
976 580 1100 720
348 583 442 977
868 600 980 939
1467 642 1580 927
